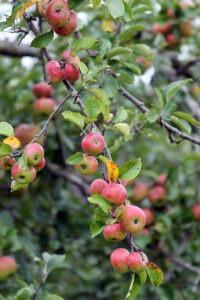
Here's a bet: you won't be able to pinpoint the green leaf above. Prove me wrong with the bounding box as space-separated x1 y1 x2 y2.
0 121 14 137
174 111 200 126
101 76 119 98
92 0 101 9
85 97 102 120
31 30 54 48
154 88 164 109
113 123 130 135
163 79 193 103
18 152 28 169
0 143 12 158
98 155 110 163
62 111 85 129
43 253 66 275
125 274 141 300
88 88 110 120
137 270 147 285
44 294 64 300
79 62 88 75
113 107 128 123
90 221 104 238
73 37 98 52
122 62 141 75
106 0 125 19
16 286 35 300
146 262 164 287
132 4 151 15
11 180 29 192
88 194 111 213
119 158 142 180
66 152 83 165
146 110 158 123
162 102 177 118
170 116 191 134
132 44 153 60
107 46 132 58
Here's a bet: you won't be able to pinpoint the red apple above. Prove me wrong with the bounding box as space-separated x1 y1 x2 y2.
11 163 36 184
75 154 98 176
64 62 80 82
46 60 64 83
128 251 148 273
34 158 46 172
155 174 167 185
148 186 166 206
89 178 109 195
34 98 57 115
61 50 71 61
24 143 44 166
142 208 154 226
165 34 180 46
45 0 70 28
192 203 200 220
102 183 127 206
81 133 105 155
0 156 15 170
152 21 172 35
132 182 149 202
118 205 146 234
110 248 129 273
0 256 17 280
103 223 126 242
32 81 52 97
53 10 78 36
14 124 42 146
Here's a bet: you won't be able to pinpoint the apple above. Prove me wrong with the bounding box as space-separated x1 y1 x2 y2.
46 60 64 83
155 174 167 185
34 98 57 115
132 182 149 202
118 205 146 234
148 186 166 206
75 154 98 176
135 56 153 70
180 21 194 37
152 21 172 35
103 223 126 242
32 81 52 97
0 156 15 170
45 0 70 28
52 10 78 36
24 143 44 166
110 248 129 273
128 251 148 273
14 124 42 146
64 62 80 82
102 183 127 206
11 163 36 184
0 256 17 280
89 178 109 195
61 50 71 61
82 133 105 155
142 208 154 226
34 158 46 172
192 203 200 220
165 34 180 46
37 0 49 15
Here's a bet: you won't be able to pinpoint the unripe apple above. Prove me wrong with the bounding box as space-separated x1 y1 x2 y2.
82 133 105 155
142 208 154 226
102 183 127 206
34 98 57 115
32 81 52 97
89 178 109 195
155 173 167 185
75 154 98 176
0 256 17 280
14 124 42 146
61 50 71 61
110 248 129 273
192 203 200 220
132 182 149 202
24 143 44 166
103 223 126 242
128 251 148 273
11 163 36 184
148 186 166 206
64 62 80 82
46 60 64 83
53 10 78 36
180 21 194 37
152 21 172 35
45 0 70 28
0 156 15 170
34 158 46 172
118 205 146 234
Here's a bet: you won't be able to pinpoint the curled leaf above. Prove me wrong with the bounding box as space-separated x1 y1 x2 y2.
106 160 119 182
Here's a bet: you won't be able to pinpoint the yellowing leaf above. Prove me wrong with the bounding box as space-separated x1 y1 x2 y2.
106 160 119 182
17 0 41 19
3 136 21 148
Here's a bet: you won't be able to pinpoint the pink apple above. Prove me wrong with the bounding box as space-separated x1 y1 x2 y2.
64 62 80 82
89 179 109 195
14 124 42 146
142 208 154 226
103 223 126 242
155 174 167 185
128 251 148 273
61 50 71 61
148 186 166 206
34 98 57 115
32 81 52 97
53 10 78 36
0 156 15 170
118 205 146 234
45 0 70 28
75 154 98 176
81 133 105 155
132 182 149 202
11 163 36 184
110 248 129 273
24 143 44 166
0 256 17 280
46 60 64 83
102 183 127 206
34 158 46 172
192 204 200 220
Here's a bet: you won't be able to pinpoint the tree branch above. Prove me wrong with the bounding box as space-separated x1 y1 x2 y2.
0 40 39 57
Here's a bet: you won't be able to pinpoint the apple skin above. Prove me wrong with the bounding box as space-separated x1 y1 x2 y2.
32 81 52 97
24 143 44 166
89 179 109 195
11 163 36 184
118 205 146 234
64 62 80 82
132 182 149 202
165 34 180 46
45 0 70 28
34 158 46 172
148 186 166 206
61 50 71 61
192 204 200 220
0 156 15 170
75 154 98 176
110 248 130 273
14 124 42 146
82 133 105 155
152 21 172 35
180 21 194 37
142 208 154 226
156 174 167 185
101 183 127 206
53 10 78 36
0 256 17 280
34 98 57 115
103 223 126 242
46 61 64 83
128 251 148 273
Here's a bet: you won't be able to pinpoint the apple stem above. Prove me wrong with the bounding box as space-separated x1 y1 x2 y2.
130 234 140 252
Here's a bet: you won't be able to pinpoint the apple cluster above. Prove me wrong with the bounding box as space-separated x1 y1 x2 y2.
33 81 57 115
0 256 17 280
43 0 78 37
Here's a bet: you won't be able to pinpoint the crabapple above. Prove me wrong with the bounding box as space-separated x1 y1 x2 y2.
142 208 154 226
152 21 172 35
102 183 127 206
0 256 17 280
103 223 126 242
89 179 109 195
192 204 200 220
148 186 166 206
156 174 167 185
24 143 44 166
118 205 146 234
46 60 64 83
61 50 71 61
0 156 15 170
64 62 80 82
34 158 46 172
14 124 42 146
32 81 52 97
75 154 98 176
45 0 70 28
180 21 194 37
128 251 148 273
82 133 105 155
132 182 149 202
110 248 129 273
11 163 36 184
52 10 78 36
165 34 180 46
34 98 57 115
